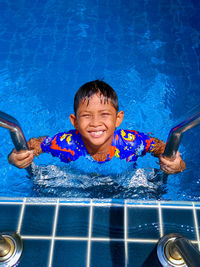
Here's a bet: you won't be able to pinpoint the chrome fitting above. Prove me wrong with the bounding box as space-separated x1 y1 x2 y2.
0 232 23 267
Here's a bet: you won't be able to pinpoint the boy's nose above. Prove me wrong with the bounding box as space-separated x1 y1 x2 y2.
89 115 102 126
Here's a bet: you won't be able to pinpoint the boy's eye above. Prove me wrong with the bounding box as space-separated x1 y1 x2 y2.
101 113 110 116
81 114 91 118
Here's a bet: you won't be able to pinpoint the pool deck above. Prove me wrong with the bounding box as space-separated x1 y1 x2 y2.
0 198 200 266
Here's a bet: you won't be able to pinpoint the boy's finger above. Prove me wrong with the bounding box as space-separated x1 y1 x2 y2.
16 156 34 168
160 163 180 174
160 166 174 174
15 149 32 155
160 151 181 163
159 156 175 164
19 161 33 169
16 150 34 161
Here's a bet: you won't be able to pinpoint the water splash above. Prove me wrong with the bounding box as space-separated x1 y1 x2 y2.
30 164 167 199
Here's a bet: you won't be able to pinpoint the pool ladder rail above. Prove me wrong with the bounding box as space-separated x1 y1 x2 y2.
163 111 200 158
157 233 200 267
0 110 34 176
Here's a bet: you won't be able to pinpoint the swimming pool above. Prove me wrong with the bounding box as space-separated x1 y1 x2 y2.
0 0 200 200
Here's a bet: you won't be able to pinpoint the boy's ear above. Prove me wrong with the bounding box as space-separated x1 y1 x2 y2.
69 114 78 130
116 111 124 127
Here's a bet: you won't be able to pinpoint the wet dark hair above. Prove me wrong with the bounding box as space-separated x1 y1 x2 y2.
74 80 119 115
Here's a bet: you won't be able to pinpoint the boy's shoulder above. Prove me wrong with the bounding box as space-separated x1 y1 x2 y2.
41 129 85 162
52 129 82 146
115 129 150 141
113 129 154 158
54 129 79 140
41 129 82 150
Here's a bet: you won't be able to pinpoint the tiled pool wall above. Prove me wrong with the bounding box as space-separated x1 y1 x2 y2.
0 198 200 266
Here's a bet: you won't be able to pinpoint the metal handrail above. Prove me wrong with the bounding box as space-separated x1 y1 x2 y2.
0 110 34 176
157 233 200 267
174 236 200 267
163 112 200 158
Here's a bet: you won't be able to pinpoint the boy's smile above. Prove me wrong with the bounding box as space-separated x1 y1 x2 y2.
70 93 124 155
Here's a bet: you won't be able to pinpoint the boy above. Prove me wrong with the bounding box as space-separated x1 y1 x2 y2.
8 80 186 174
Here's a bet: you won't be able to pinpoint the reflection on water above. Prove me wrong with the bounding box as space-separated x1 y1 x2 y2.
31 165 168 199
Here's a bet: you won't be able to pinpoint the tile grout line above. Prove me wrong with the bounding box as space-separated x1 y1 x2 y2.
124 200 128 267
17 197 26 234
20 235 160 242
158 203 163 237
48 199 59 267
1 200 197 209
87 199 93 267
192 202 200 250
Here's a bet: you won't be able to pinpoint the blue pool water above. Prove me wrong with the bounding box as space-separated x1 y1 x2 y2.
0 0 200 200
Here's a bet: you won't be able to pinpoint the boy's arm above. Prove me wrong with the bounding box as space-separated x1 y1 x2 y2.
8 136 46 169
150 137 186 174
27 136 47 156
150 137 165 157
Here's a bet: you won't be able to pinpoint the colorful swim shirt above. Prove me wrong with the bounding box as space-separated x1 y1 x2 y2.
41 129 155 164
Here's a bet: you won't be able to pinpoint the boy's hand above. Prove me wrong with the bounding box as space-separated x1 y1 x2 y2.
8 149 34 169
8 136 45 169
159 151 186 175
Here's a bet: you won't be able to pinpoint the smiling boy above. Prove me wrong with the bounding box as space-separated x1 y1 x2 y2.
8 80 186 174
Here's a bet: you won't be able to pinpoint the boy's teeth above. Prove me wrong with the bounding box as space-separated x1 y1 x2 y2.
90 131 103 136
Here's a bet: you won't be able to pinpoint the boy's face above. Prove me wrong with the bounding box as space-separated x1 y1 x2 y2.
70 93 124 152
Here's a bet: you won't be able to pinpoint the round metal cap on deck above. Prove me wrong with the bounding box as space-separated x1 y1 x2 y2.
157 233 186 267
0 233 23 267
